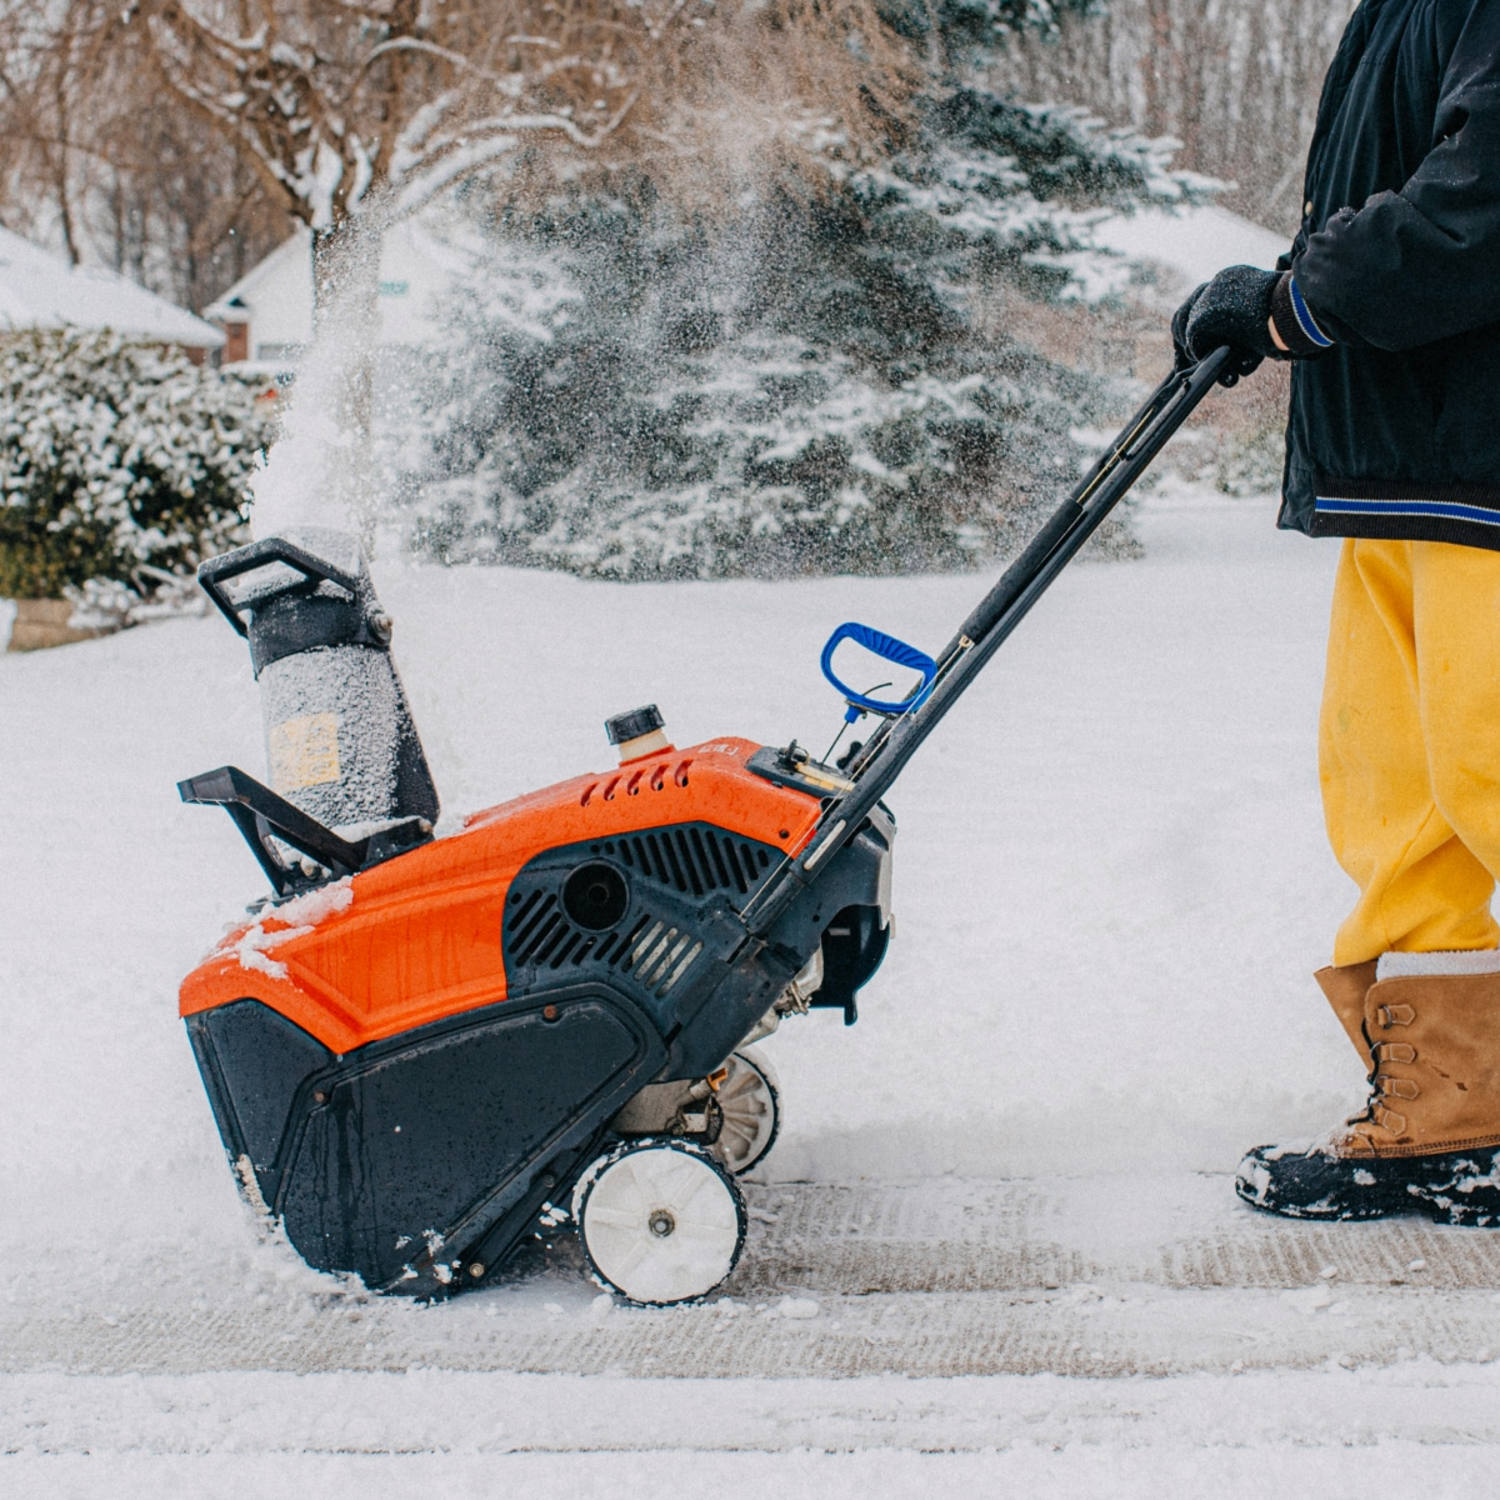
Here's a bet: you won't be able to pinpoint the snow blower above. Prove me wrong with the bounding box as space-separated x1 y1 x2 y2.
178 350 1236 1303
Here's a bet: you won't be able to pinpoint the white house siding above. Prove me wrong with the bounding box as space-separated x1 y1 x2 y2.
205 219 473 363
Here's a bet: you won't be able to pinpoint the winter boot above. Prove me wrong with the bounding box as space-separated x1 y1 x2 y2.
1236 961 1500 1224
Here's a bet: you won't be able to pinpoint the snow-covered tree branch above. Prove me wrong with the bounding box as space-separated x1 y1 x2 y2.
112 0 914 315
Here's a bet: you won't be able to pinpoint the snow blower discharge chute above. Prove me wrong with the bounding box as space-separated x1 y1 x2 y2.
178 352 1238 1303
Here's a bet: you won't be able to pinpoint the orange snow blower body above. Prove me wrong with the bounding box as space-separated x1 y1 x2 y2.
180 739 823 1055
177 537 892 1298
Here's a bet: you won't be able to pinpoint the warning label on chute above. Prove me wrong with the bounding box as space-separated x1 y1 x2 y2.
269 713 341 791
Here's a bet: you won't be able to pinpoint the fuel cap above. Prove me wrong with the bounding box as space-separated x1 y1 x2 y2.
605 704 665 746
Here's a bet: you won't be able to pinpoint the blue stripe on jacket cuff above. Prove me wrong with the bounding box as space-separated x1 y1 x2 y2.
1289 278 1334 348
1316 496 1500 526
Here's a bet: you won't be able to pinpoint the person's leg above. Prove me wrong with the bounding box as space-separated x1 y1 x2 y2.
1411 539 1500 905
1320 538 1500 965
1237 539 1500 1222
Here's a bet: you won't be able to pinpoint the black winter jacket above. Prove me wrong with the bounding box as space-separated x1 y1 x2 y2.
1280 0 1500 548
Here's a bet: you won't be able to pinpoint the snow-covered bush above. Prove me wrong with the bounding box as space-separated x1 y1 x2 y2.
0 330 268 600
404 88 1199 579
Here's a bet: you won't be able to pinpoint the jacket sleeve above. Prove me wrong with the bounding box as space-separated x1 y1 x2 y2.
1294 0 1500 351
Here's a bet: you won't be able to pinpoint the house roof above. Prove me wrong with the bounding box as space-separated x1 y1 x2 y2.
0 226 225 348
202 229 313 326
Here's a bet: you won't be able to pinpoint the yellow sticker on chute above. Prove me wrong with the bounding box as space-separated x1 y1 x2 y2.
269 713 341 791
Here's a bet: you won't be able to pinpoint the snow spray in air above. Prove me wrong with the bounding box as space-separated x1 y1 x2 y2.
248 210 388 547
207 210 438 835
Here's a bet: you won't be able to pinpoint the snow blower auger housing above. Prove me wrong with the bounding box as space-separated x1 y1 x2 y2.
178 351 1236 1303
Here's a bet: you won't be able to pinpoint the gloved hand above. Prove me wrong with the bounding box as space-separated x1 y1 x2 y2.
1172 265 1334 373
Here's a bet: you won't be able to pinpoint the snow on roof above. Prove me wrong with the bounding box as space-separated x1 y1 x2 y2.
0 226 224 348
1091 203 1293 293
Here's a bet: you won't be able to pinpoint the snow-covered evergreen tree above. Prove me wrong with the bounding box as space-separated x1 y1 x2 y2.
397 6 1201 579
0 330 268 601
406 116 1193 577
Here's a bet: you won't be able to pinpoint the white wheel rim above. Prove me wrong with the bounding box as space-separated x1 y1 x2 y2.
713 1052 779 1175
583 1146 742 1303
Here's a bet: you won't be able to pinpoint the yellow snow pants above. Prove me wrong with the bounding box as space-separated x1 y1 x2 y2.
1322 538 1500 965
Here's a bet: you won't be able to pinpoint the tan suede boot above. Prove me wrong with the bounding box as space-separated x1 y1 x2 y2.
1344 971 1500 1156
1237 969 1500 1223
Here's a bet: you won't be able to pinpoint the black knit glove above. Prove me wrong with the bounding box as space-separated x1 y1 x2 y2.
1172 266 1335 373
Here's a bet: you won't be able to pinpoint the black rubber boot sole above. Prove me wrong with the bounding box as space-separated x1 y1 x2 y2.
1236 1142 1500 1224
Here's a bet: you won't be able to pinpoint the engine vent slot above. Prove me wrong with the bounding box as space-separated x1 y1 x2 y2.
621 919 704 997
598 828 773 898
504 826 780 1002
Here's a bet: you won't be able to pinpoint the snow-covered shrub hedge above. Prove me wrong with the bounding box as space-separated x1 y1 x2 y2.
0 330 268 600
403 89 1198 579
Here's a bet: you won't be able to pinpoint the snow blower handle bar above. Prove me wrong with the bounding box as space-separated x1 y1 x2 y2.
742 346 1238 938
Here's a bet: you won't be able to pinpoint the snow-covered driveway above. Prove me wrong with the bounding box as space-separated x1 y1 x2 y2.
7 483 1500 1490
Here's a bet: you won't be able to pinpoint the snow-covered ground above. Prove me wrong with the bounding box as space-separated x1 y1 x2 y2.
6 472 1500 1493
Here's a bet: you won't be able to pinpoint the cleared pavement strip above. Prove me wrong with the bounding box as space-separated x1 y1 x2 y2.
734 1175 1500 1293
11 1364 1500 1459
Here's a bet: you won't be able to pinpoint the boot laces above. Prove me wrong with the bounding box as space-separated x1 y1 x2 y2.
1347 1034 1417 1137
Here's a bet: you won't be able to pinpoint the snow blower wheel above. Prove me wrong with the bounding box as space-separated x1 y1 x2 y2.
575 1137 747 1305
713 1047 782 1176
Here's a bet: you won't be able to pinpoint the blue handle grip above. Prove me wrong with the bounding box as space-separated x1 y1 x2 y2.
820 622 937 719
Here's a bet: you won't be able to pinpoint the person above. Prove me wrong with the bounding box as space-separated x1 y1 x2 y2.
1172 0 1500 1224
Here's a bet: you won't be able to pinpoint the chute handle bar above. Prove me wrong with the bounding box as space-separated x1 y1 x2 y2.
198 537 360 638
820 622 938 723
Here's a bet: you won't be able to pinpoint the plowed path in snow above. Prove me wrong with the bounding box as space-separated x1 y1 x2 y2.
8 1175 1500 1381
